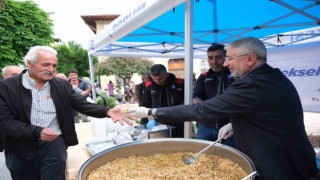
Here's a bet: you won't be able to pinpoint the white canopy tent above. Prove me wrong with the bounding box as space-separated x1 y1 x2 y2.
86 0 320 137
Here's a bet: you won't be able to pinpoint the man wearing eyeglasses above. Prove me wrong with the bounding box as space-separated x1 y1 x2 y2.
193 44 235 147
126 37 319 179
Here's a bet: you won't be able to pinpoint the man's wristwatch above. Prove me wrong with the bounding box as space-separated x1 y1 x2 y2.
148 108 153 116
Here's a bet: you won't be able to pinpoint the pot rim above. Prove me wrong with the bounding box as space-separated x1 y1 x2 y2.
79 138 256 179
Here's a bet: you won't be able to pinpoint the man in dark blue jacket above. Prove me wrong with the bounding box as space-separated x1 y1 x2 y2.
141 64 184 137
68 69 92 122
126 37 319 179
0 46 128 180
68 69 91 95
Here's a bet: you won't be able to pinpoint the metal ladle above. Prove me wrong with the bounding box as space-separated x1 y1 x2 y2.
181 136 224 165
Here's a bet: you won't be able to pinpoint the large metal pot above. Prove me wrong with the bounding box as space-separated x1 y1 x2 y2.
78 138 257 180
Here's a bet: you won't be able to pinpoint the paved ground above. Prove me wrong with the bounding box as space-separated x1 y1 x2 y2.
305 112 320 136
0 152 10 180
0 112 319 179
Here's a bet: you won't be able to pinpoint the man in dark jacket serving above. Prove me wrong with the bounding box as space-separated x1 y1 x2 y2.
126 37 319 179
141 64 185 137
0 46 129 180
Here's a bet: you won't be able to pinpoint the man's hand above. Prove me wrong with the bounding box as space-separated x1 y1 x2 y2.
192 98 202 104
126 107 149 119
40 128 59 142
107 106 133 125
85 85 93 93
81 86 92 97
218 123 233 139
146 119 157 130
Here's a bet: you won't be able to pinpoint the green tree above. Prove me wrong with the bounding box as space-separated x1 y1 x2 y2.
0 0 54 69
53 41 97 77
0 0 6 10
95 57 153 93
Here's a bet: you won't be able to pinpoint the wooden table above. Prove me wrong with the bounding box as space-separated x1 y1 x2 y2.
66 122 93 180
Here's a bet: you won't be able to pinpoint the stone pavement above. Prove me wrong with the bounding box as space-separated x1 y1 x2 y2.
0 152 11 180
305 112 320 136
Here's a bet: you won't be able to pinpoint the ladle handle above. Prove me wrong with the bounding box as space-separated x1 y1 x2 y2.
194 136 224 159
241 171 259 180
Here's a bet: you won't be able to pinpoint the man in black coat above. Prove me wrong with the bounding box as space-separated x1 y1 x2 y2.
0 65 23 152
126 37 319 179
0 46 128 180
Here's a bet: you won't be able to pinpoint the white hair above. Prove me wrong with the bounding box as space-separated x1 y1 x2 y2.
23 46 58 66
2 65 22 76
225 37 267 62
1 67 7 75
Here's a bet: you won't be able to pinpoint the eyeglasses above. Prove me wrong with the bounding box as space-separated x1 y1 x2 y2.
225 54 249 62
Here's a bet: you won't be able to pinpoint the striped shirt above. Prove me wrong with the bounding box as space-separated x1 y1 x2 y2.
22 71 62 135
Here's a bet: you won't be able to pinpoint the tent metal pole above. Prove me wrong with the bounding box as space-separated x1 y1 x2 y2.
213 0 217 42
184 0 194 139
88 55 97 102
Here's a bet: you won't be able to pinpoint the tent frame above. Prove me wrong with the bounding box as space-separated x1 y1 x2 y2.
87 0 320 138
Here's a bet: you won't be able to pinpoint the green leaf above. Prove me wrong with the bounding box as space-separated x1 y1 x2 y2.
0 0 54 70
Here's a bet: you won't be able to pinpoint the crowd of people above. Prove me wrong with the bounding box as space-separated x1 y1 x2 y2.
0 37 319 179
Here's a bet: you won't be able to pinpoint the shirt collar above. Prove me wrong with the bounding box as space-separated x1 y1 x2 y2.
22 70 49 90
